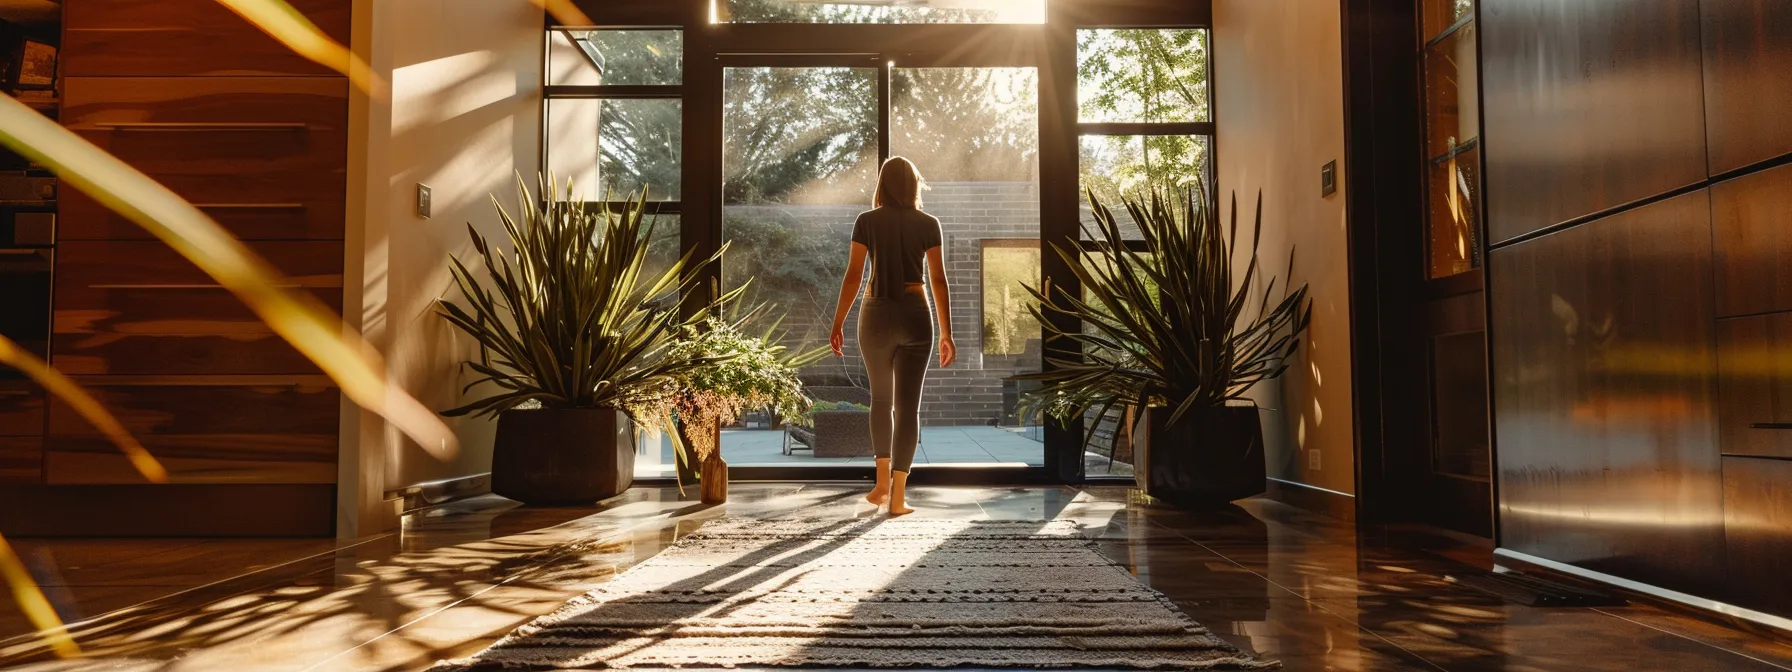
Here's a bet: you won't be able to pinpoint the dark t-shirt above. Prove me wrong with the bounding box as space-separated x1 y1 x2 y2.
850 206 943 298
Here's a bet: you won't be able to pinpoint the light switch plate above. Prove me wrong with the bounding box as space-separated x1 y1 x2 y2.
416 183 433 219
1308 449 1321 470
1320 161 1337 197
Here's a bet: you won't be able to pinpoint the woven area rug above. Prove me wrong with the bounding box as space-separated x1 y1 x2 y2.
435 518 1279 670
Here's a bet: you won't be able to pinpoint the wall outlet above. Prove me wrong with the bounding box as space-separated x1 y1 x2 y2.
1308 449 1322 470
416 183 433 219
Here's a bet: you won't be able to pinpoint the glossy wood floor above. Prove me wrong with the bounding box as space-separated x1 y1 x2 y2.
2 484 1790 671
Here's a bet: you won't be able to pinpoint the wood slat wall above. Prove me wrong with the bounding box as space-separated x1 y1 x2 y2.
15 0 352 535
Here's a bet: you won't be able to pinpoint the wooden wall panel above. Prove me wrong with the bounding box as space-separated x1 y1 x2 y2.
59 78 349 210
1712 163 1792 318
1717 314 1792 460
0 384 44 437
61 0 351 77
59 195 346 241
45 377 339 484
0 438 42 484
1490 190 1724 597
1722 456 1792 616
52 241 343 375
0 484 336 536
1480 0 1707 243
1702 0 1792 175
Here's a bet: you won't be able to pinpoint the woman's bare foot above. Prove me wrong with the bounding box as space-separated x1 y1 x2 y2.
867 457 893 505
889 471 915 516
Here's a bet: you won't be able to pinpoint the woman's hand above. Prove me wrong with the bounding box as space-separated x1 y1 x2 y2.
938 335 957 368
830 326 845 357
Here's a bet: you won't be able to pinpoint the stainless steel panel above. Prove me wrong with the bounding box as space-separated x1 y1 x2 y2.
1702 0 1792 175
1480 0 1707 243
1490 189 1723 597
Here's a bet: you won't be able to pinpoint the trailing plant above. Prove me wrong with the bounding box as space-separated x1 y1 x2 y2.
437 177 740 418
1016 182 1312 446
627 304 829 484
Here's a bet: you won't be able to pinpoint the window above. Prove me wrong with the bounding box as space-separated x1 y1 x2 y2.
981 241 1041 357
1420 0 1483 278
721 0 1045 24
547 30 682 86
1075 29 1213 240
544 28 686 479
1072 28 1211 475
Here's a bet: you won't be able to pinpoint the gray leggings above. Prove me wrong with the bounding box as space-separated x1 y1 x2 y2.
857 294 933 473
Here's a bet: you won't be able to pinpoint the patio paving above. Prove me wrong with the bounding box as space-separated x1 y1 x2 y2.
634 425 1133 477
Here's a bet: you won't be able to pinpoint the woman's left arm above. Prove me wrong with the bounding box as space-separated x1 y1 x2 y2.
925 246 956 367
830 242 870 357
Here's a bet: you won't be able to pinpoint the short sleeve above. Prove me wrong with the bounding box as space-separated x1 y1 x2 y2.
921 214 943 250
850 212 872 247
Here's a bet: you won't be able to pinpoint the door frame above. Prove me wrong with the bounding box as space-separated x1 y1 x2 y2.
549 0 1214 485
1340 0 1498 539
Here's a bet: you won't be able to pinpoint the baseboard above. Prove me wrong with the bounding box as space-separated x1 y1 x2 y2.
1495 548 1792 634
0 484 336 537
385 472 492 513
1262 477 1356 522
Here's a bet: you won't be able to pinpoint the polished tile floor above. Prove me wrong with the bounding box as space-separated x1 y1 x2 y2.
2 484 1790 671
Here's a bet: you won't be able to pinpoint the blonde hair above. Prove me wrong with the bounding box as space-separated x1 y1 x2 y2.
872 156 926 209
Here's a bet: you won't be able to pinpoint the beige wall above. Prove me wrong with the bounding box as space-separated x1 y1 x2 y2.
1213 0 1355 495
340 0 544 537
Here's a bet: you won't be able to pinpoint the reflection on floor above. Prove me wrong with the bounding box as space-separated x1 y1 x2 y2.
1 485 1787 671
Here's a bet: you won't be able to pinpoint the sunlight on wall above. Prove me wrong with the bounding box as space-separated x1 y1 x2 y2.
1214 0 1354 495
341 0 546 536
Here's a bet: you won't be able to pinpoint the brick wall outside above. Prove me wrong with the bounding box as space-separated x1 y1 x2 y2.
726 182 1045 426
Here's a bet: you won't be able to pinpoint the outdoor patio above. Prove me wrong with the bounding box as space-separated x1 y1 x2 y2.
634 426 1135 476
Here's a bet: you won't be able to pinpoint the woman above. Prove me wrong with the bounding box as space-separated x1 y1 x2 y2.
829 156 956 516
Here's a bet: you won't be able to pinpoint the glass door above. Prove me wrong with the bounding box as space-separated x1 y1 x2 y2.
711 56 1046 473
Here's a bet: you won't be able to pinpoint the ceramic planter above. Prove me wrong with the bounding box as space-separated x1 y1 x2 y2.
1133 404 1267 507
490 408 635 505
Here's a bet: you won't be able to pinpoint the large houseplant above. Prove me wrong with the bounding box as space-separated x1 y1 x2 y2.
1019 184 1312 507
437 177 735 505
630 305 826 504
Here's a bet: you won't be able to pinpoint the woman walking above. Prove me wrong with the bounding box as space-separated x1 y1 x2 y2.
829 156 956 516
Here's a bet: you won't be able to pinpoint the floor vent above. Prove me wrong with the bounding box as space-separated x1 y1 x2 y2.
1446 571 1628 608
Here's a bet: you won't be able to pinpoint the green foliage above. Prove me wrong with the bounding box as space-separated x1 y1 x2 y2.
1077 29 1210 123
1017 185 1313 443
1076 28 1212 211
796 400 873 427
436 177 738 417
981 246 1043 356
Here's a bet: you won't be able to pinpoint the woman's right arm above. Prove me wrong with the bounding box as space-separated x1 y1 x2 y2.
830 241 870 357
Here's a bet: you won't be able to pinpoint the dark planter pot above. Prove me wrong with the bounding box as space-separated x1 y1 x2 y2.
1135 404 1266 507
490 408 635 506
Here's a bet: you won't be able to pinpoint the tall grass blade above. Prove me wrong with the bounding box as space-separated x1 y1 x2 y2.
213 0 383 96
0 335 166 483
0 533 78 657
0 94 458 457
527 0 597 28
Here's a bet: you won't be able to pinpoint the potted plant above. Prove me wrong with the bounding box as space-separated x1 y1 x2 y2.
629 306 825 504
1019 184 1312 507
437 177 733 506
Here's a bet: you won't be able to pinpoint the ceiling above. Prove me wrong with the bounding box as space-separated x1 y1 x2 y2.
0 0 58 28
